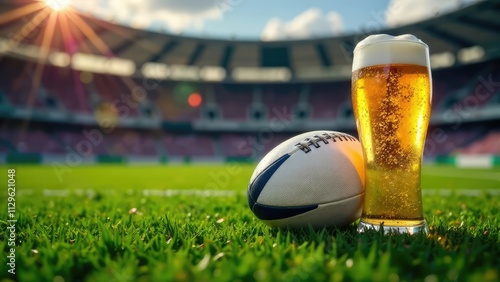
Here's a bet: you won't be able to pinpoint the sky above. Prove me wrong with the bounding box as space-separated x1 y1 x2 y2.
70 0 481 40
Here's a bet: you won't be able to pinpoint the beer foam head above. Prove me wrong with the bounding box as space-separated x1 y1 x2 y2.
352 34 429 72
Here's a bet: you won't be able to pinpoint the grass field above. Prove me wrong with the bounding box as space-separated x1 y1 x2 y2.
0 164 499 282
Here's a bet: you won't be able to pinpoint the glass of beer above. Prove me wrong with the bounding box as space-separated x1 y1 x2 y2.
352 34 431 234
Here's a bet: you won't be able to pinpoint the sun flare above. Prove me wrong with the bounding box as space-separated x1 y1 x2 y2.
45 0 71 11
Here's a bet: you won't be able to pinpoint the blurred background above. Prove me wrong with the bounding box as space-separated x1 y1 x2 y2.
0 0 499 168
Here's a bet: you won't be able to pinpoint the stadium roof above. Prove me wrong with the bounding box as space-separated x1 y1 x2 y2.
1 0 499 82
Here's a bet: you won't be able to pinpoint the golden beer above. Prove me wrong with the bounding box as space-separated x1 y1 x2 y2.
352 35 431 234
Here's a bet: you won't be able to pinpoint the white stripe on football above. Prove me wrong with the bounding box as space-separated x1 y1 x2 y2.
248 130 365 228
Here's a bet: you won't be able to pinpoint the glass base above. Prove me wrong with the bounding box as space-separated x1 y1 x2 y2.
357 219 429 235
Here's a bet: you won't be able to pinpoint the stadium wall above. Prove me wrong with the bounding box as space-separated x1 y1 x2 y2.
0 153 230 165
2 152 500 168
433 154 500 168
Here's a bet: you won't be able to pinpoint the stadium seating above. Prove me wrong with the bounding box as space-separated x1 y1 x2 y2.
0 123 498 158
309 82 350 120
424 126 488 156
154 84 202 121
103 130 157 156
57 130 108 155
41 66 92 113
432 61 499 110
213 85 252 120
458 131 500 155
0 128 63 154
1 55 499 160
93 74 140 117
57 129 160 156
164 134 214 157
219 134 253 157
261 85 299 120
1 56 498 121
0 67 46 109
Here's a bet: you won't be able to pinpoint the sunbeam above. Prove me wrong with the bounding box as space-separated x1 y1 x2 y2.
27 12 58 110
65 10 111 55
1 0 119 123
3 7 51 48
0 2 45 25
59 12 93 53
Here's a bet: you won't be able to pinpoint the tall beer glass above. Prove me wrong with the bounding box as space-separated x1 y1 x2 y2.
352 34 431 234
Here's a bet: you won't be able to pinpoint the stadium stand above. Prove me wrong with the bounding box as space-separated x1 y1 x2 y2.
220 134 258 158
0 127 63 154
424 126 489 157
0 0 499 164
164 134 214 157
93 74 140 117
309 82 350 120
459 130 500 155
107 130 158 156
213 84 253 121
433 60 500 110
155 83 202 121
42 65 92 113
261 84 300 121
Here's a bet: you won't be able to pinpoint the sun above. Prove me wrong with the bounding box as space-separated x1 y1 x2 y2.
45 0 72 11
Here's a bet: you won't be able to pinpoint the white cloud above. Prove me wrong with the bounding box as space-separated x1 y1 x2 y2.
261 8 344 41
71 0 235 33
386 0 482 27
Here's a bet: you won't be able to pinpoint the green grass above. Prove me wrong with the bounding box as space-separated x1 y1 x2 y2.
0 164 499 282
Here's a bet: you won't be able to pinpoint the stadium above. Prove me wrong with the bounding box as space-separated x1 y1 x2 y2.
0 0 499 281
